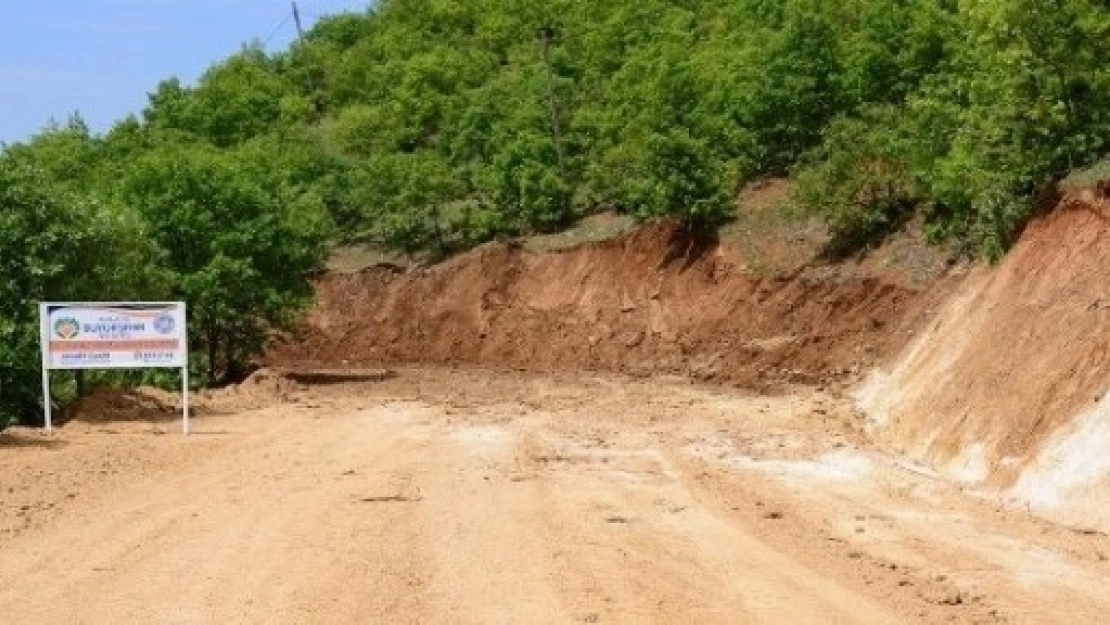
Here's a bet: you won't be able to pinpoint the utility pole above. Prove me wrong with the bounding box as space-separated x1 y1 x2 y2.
292 1 306 42
538 26 567 182
291 1 324 118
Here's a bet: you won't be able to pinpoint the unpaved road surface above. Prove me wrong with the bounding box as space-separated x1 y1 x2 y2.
3 368 1109 624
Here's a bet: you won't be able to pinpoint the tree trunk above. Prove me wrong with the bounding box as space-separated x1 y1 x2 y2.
207 329 220 387
74 370 86 398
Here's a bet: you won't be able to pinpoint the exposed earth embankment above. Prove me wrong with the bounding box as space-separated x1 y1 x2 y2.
269 222 946 391
859 185 1110 529
274 187 1110 531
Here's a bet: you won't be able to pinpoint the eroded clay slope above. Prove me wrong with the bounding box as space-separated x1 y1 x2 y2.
269 223 942 392
858 186 1110 528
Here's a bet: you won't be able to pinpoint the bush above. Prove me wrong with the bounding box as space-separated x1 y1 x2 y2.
794 108 919 257
123 144 331 385
0 163 164 427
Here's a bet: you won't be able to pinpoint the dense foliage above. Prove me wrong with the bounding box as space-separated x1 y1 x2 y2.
0 135 168 426
4 0 1110 427
289 0 1110 255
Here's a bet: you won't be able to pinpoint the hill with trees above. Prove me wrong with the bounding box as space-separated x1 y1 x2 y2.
3 0 1110 428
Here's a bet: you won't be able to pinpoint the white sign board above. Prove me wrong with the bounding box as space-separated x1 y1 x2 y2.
39 302 190 433
42 303 187 369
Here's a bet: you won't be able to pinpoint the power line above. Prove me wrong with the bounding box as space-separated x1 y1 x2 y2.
263 14 294 46
290 1 326 119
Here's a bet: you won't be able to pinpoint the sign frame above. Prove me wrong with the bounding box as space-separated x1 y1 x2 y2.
39 302 190 434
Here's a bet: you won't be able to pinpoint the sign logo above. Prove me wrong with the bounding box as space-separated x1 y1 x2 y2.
54 317 80 339
154 313 176 335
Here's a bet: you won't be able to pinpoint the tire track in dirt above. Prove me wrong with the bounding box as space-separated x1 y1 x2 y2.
4 368 1110 623
0 404 433 624
514 427 902 624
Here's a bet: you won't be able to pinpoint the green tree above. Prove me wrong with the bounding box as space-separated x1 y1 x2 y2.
795 106 919 257
908 0 1110 256
122 144 332 384
144 44 293 148
0 160 164 428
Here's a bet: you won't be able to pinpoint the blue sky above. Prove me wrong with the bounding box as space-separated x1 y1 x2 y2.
0 0 370 146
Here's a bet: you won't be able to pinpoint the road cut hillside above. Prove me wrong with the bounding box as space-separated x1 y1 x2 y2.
8 189 1110 623
859 184 1110 530
268 221 948 391
275 184 1110 532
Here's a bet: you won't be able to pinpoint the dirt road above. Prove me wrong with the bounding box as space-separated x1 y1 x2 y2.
3 368 1109 624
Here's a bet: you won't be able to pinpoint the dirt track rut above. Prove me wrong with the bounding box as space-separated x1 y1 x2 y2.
2 368 1109 623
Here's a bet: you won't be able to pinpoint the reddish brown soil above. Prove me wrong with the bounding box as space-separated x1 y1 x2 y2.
7 367 1110 624
17 193 1110 622
268 222 949 390
858 185 1110 525
65 386 181 425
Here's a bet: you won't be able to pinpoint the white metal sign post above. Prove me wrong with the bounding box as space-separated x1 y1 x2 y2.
39 302 190 434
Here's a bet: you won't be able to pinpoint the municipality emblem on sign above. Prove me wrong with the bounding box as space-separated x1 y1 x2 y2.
154 313 176 335
54 317 80 339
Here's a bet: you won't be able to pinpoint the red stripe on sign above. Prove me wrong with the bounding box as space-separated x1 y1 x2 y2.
50 340 180 352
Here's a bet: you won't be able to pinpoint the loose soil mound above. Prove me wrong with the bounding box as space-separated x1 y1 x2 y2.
199 368 306 409
268 221 948 391
66 386 181 425
858 185 1110 527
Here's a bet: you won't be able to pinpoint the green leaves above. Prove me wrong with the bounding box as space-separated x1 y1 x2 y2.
0 156 166 426
789 0 1110 258
144 45 293 147
795 106 919 257
122 143 331 384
